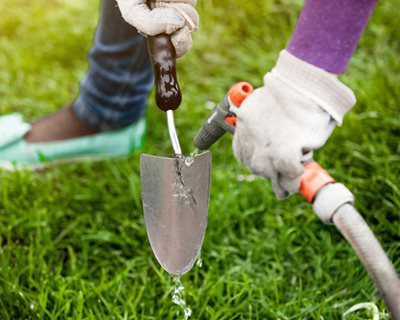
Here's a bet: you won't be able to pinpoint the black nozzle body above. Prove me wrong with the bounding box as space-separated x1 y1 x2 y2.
194 95 235 150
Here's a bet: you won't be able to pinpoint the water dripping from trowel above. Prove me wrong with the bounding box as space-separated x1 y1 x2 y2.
184 148 200 167
171 148 203 319
172 276 192 320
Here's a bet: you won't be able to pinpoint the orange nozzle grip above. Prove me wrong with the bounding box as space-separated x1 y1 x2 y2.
225 116 237 127
299 162 335 203
228 82 254 107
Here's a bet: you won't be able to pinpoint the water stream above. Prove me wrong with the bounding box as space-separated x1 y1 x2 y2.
171 148 203 319
172 276 192 320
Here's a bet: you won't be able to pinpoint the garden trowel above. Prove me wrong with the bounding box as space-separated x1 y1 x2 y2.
140 0 211 276
140 149 211 276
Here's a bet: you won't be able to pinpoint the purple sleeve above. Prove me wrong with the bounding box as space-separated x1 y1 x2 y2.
287 0 377 74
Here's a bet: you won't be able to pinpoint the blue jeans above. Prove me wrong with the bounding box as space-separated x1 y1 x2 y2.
73 0 154 131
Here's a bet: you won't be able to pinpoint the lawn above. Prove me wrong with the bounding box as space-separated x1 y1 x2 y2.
0 0 399 319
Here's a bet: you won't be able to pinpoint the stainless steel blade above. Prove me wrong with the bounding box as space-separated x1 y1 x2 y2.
140 151 211 275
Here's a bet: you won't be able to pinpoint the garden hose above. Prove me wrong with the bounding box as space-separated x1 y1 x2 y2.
333 204 400 318
301 163 400 319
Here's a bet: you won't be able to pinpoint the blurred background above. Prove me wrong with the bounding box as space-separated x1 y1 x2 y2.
0 0 399 318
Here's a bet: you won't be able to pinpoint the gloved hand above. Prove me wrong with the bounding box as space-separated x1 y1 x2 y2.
116 0 199 58
232 50 356 199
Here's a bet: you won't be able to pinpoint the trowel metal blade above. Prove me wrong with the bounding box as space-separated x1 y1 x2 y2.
140 151 212 276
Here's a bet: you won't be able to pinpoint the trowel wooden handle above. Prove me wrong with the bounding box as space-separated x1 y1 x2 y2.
147 0 182 111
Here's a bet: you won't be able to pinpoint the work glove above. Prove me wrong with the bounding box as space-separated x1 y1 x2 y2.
232 50 356 199
116 0 199 58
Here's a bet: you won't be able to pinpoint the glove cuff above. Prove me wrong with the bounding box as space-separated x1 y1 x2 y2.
269 50 356 125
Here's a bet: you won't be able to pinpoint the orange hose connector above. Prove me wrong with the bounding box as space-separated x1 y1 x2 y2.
299 162 335 203
228 82 254 107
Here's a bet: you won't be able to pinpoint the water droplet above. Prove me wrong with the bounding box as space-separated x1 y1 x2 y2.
205 101 216 110
184 156 194 167
196 253 203 268
184 307 192 319
30 302 36 310
236 174 257 182
184 148 200 167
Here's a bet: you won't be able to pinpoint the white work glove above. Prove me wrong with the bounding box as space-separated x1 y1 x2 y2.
232 50 356 199
116 0 199 58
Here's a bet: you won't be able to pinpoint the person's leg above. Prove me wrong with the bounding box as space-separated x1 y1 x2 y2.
25 0 153 142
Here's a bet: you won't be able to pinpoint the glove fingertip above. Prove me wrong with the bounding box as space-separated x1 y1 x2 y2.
279 174 302 195
272 182 289 200
171 27 192 58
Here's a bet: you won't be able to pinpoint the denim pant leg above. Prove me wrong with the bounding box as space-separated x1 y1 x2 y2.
73 0 153 131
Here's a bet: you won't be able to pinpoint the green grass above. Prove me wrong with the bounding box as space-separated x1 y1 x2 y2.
0 0 399 319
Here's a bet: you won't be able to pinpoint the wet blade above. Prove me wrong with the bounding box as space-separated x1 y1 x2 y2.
140 151 212 276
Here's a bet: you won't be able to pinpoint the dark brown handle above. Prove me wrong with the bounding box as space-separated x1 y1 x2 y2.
147 0 182 111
